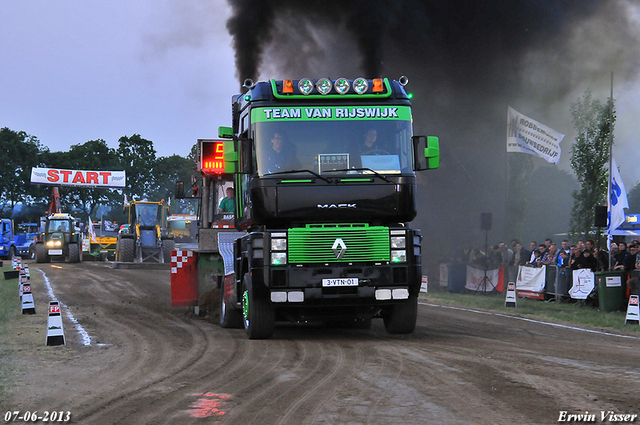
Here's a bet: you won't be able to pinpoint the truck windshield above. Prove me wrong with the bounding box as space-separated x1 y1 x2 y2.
47 220 69 233
252 105 414 176
167 217 198 243
18 224 38 234
136 204 159 226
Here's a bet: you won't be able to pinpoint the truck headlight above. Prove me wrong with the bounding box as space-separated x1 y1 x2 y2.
391 236 406 249
271 238 287 251
271 252 287 265
391 250 406 263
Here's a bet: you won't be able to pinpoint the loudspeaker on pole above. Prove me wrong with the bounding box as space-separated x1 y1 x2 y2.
46 301 66 346
481 213 492 231
594 205 608 228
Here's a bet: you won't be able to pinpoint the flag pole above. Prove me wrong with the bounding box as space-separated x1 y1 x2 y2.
608 71 613 270
505 117 509 246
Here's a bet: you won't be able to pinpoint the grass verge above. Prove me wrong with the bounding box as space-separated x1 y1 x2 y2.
0 264 22 409
421 288 640 334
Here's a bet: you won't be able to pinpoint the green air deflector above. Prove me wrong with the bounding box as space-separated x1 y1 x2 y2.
288 224 390 264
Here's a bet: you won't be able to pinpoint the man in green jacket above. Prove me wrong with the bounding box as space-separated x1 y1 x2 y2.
219 187 235 213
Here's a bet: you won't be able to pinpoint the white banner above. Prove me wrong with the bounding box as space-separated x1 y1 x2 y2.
507 106 565 164
516 265 546 293
569 269 595 300
465 266 499 292
88 217 97 243
31 167 126 188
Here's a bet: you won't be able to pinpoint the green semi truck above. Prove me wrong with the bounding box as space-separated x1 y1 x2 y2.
172 76 439 339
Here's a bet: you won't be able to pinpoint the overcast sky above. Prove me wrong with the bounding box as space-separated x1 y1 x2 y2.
1 0 236 160
2 0 640 190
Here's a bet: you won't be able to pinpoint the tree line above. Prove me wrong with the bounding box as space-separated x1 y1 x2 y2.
0 127 197 224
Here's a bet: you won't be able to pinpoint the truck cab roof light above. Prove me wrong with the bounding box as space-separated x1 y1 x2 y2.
334 78 350 95
372 78 384 93
283 79 294 94
298 78 314 95
316 78 332 95
353 77 368 94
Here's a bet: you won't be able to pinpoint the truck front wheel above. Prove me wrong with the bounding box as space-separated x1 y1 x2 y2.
35 243 50 263
162 239 175 263
242 273 275 339
220 286 243 329
117 238 135 263
383 295 418 334
67 243 80 263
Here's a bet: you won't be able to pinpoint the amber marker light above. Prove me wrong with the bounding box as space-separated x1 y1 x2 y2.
372 78 384 93
283 79 294 93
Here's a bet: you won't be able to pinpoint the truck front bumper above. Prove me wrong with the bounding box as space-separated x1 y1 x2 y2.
252 262 421 308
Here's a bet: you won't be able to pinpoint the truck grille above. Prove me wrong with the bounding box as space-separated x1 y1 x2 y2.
288 224 389 264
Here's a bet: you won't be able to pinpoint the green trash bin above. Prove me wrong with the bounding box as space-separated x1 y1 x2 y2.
595 271 627 312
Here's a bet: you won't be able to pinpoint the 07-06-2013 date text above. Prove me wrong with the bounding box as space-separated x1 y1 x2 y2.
4 411 71 422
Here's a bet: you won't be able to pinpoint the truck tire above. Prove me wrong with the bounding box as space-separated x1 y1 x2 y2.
67 243 80 263
35 243 50 263
162 239 175 263
118 238 135 263
220 287 243 329
8 246 16 259
242 273 275 339
383 295 418 334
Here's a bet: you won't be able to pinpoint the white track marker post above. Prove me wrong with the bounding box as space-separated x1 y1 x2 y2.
24 263 30 279
12 256 19 269
420 275 428 293
505 281 517 308
624 295 639 325
19 274 28 299
46 301 66 346
21 282 36 314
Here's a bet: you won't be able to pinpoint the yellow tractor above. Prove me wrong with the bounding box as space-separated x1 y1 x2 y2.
116 200 174 263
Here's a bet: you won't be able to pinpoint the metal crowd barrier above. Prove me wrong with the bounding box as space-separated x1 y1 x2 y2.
545 265 571 302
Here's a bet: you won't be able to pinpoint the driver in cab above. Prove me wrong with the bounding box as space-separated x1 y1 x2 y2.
357 128 380 155
263 132 300 173
353 128 387 168
139 207 154 226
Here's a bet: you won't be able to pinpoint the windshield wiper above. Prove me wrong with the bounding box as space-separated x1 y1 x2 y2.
266 169 332 183
331 168 393 183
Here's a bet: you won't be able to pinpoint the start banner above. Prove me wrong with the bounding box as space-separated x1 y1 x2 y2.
31 167 126 188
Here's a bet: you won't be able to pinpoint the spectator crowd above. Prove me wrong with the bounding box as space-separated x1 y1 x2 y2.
458 237 640 297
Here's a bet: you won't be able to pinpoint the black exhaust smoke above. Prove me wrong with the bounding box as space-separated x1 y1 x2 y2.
225 0 640 259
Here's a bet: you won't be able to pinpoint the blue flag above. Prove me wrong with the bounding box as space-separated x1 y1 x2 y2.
607 158 629 234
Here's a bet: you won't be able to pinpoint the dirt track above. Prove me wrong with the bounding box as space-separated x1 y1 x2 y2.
3 261 639 425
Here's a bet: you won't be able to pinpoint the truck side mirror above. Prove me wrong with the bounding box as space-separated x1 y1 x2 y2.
413 135 440 170
175 181 185 199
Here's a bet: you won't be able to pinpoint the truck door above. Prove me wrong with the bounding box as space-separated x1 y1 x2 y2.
2 220 12 243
